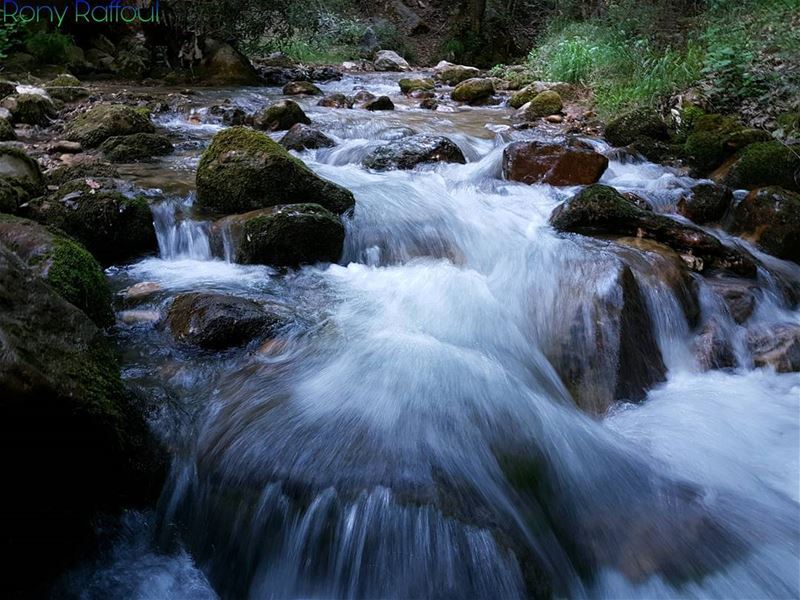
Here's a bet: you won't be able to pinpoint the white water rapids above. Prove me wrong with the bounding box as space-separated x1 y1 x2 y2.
64 73 800 600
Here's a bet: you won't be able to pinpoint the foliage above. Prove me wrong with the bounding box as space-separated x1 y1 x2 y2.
0 22 20 59
23 30 74 64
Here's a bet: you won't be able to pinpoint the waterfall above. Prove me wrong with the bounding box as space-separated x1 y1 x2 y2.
152 197 213 261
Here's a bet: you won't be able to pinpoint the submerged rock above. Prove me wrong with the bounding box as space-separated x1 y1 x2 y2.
451 78 494 104
746 323 800 372
64 103 155 148
694 320 737 371
282 81 323 96
254 99 311 132
280 124 335 151
373 50 410 71
363 134 466 170
705 276 757 324
502 139 608 186
196 127 355 215
317 93 353 109
677 183 733 224
100 133 174 162
167 292 283 350
728 186 800 263
363 96 395 111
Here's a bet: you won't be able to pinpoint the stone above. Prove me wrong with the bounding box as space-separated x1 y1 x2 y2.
694 320 736 371
197 38 261 86
64 104 155 148
363 134 466 170
45 86 90 103
720 142 800 192
502 139 608 186
0 117 15 141
677 183 733 224
317 93 353 109
604 108 669 147
4 93 56 126
523 90 563 119
100 133 174 162
433 61 481 85
0 146 45 213
373 50 410 72
399 78 435 94
280 124 335 151
363 96 395 111
705 277 757 324
254 100 311 132
746 324 800 372
728 186 800 263
451 78 494 104
282 81 323 95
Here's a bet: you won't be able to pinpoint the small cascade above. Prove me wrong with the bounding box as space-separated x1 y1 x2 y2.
152 197 213 261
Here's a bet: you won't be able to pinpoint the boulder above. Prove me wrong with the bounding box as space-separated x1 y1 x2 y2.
352 90 376 104
373 50 410 72
45 86 90 103
682 114 770 173
197 39 261 86
433 61 481 85
0 80 15 99
196 127 355 215
676 183 733 224
363 96 395 111
64 104 155 148
48 73 81 87
502 139 608 186
399 78 434 94
46 159 119 186
728 186 800 263
0 243 162 592
746 323 800 372
0 214 112 326
4 93 56 126
0 146 45 213
363 134 466 170
719 142 800 192
550 184 756 276
694 320 736 371
604 108 669 147
282 81 323 95
523 90 562 119
0 117 15 141
317 93 353 109
705 276 757 324
229 204 345 267
280 124 335 151
100 133 174 162
451 78 494 104
254 100 311 132
419 97 439 110
508 83 568 109
167 292 283 350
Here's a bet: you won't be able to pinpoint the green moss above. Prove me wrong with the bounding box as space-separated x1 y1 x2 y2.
48 73 81 87
551 184 640 231
725 141 800 192
451 78 494 103
525 90 563 118
45 86 90 103
64 104 155 148
0 146 45 197
604 108 668 147
0 117 15 141
684 130 726 172
509 84 537 109
11 93 56 126
47 162 120 187
257 100 310 132
100 133 173 162
398 78 434 94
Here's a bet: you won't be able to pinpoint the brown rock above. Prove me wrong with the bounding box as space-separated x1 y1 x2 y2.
502 139 608 186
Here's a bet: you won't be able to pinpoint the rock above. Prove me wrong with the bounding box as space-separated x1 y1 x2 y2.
546 115 564 124
167 292 282 350
260 52 296 68
280 124 335 151
100 133 174 162
46 140 82 154
230 204 345 267
48 74 81 87
0 146 45 213
317 93 353 109
720 142 800 192
282 81 323 95
550 184 756 277
45 86 90 103
197 39 261 86
359 27 380 57
363 96 395 111
46 160 119 186
746 323 800 372
119 309 161 324
523 90 563 119
502 139 608 186
681 113 772 174
29 180 156 265
120 281 162 306
677 183 733 224
420 97 438 110
196 127 355 215
508 83 568 109
363 134 466 170
433 61 481 85
399 78 435 94
705 277 757 324
373 50 410 72
451 78 495 104
4 93 56 126
0 243 162 592
390 0 429 34
728 186 800 263
0 80 15 99
353 90 376 104
0 214 113 326
694 320 736 371
0 117 15 141
604 108 669 147
254 100 311 132
64 104 155 148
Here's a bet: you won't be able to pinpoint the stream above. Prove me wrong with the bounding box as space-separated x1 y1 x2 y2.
59 72 800 599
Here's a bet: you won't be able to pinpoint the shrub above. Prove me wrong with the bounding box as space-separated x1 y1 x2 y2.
24 31 74 64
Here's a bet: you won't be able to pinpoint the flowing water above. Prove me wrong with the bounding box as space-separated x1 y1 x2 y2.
62 73 800 599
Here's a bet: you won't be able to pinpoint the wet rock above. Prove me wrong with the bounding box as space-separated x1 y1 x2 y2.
419 97 439 110
46 160 119 187
46 140 82 155
196 127 355 215
399 78 434 94
282 81 323 96
694 320 737 371
0 214 113 326
363 96 395 111
317 93 353 109
48 74 81 87
363 134 466 171
682 114 769 173
167 292 282 350
550 184 756 277
523 90 562 119
508 82 568 109
0 117 15 141
746 323 800 372
120 281 162 306
64 104 155 148
119 309 161 325
677 183 733 224
0 145 45 213
353 90 377 104
451 78 494 104
373 50 410 72
604 108 669 148
502 139 608 186
719 141 800 192
705 276 757 324
280 124 335 151
0 243 162 592
230 204 345 267
0 80 15 99
728 187 800 263
3 93 56 126
197 38 261 86
100 133 174 162
45 86 90 103
433 61 480 85
254 100 311 132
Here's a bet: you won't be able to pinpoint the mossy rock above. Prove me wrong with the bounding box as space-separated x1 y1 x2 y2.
524 90 563 119
0 117 16 141
282 81 323 95
254 100 311 132
722 142 800 192
677 183 733 225
64 103 155 148
45 86 90 103
0 178 30 213
682 114 771 173
0 146 45 204
434 63 480 85
236 203 345 267
196 126 355 215
509 84 539 109
48 73 81 87
100 133 173 162
0 214 113 326
9 93 56 126
604 108 668 147
729 186 800 263
46 161 120 186
451 78 494 104
0 80 15 100
399 78 434 94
